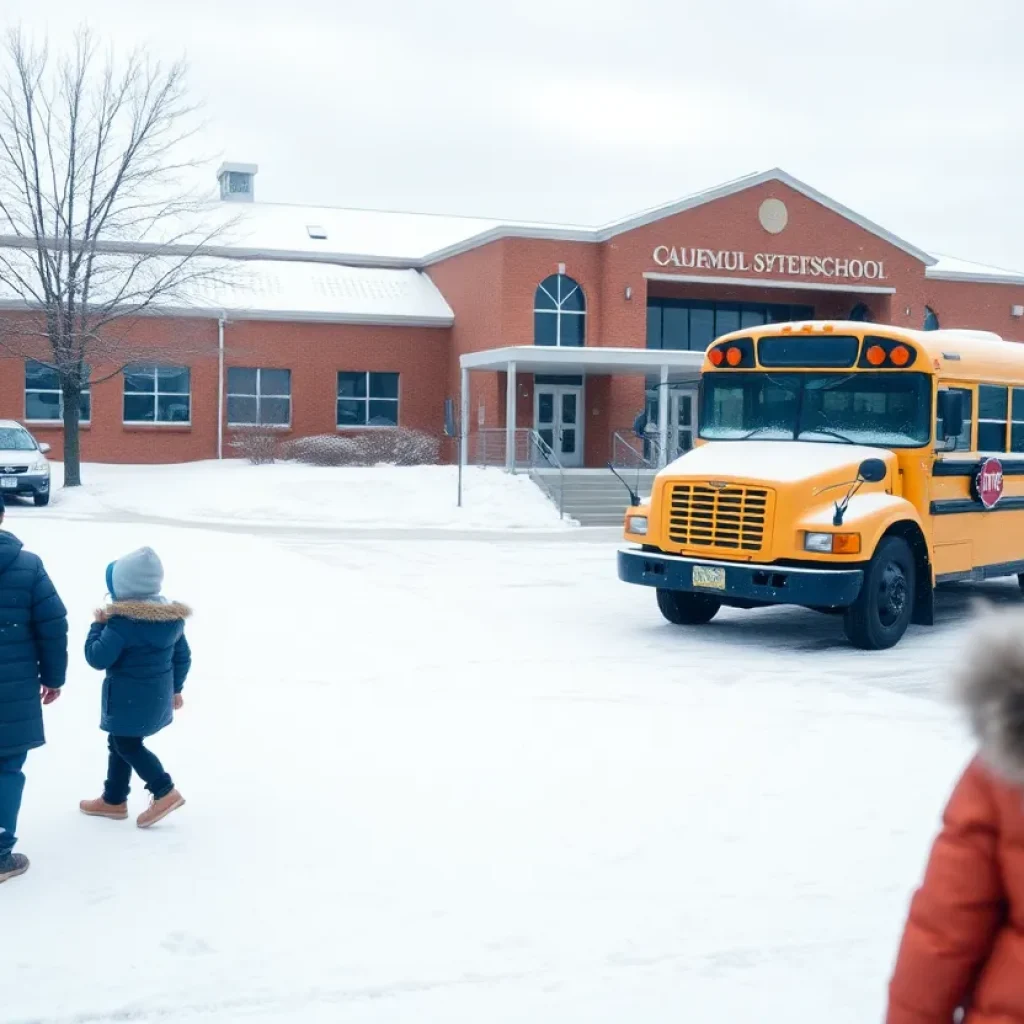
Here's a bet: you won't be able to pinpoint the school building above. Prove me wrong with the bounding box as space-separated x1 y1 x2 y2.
2 164 1023 465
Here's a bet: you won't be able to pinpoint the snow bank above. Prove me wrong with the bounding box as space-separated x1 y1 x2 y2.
41 461 575 531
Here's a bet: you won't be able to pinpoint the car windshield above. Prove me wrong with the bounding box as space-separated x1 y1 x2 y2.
700 371 932 447
0 428 37 451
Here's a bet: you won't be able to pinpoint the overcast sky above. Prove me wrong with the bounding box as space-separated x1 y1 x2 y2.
6 0 1024 269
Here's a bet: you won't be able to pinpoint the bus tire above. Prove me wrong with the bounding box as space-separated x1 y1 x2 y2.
843 536 915 650
657 588 721 625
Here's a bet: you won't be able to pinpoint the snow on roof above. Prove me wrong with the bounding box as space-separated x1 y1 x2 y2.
0 251 454 326
203 168 935 267
925 253 1024 285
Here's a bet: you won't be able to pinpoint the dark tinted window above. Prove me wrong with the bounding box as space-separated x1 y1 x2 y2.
978 384 1008 452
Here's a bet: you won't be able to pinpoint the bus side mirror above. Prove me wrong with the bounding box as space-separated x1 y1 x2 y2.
937 391 964 442
858 458 887 483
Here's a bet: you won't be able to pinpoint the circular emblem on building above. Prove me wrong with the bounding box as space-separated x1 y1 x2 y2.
758 198 788 235
972 457 1004 509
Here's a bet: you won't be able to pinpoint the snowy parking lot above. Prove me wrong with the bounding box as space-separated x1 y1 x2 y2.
0 467 994 1023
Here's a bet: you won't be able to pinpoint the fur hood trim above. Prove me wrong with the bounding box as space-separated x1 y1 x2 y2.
955 605 1024 785
97 600 192 624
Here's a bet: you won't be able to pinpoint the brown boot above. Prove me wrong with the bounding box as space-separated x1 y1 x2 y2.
79 797 129 820
137 789 185 829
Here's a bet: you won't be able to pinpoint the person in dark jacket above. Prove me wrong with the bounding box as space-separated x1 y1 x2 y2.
0 494 68 884
80 546 191 829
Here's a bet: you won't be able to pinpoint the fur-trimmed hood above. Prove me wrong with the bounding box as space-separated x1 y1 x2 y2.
955 606 1024 785
96 600 192 624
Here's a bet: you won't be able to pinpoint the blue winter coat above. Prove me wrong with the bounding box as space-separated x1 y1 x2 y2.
85 600 192 738
0 532 68 757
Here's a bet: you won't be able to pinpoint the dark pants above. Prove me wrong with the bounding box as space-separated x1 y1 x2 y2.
104 735 173 804
0 752 27 857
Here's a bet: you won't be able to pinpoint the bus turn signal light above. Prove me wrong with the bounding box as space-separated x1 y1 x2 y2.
890 345 911 366
708 348 724 366
866 344 886 366
726 346 742 366
805 532 861 555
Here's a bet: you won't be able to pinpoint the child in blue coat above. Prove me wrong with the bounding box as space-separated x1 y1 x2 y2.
81 547 192 828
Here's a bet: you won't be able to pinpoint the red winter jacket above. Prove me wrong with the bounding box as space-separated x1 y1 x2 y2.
887 610 1024 1024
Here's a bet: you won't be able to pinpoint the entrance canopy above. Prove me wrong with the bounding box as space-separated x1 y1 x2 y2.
459 345 705 470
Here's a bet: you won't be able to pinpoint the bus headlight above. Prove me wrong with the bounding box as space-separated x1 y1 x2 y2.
627 515 649 536
805 532 861 555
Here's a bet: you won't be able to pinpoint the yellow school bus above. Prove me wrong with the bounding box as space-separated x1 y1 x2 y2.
617 320 1024 648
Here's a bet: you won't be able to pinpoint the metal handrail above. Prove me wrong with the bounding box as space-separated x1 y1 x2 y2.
525 429 565 519
611 430 654 469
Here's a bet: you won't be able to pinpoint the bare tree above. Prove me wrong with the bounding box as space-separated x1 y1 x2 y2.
0 27 230 486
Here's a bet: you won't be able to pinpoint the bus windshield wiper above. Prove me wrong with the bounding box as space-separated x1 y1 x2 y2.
796 427 856 444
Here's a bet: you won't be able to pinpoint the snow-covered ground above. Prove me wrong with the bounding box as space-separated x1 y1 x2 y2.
38 461 575 531
0 497 993 1023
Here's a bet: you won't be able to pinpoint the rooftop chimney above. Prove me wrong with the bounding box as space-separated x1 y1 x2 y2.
217 162 258 203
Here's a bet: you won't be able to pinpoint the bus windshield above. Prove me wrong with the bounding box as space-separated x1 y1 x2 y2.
700 371 932 447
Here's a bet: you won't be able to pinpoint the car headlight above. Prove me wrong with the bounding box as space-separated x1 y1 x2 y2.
34 457 49 473
804 531 861 554
626 515 649 536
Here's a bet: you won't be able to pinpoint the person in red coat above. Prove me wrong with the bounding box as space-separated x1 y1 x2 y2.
887 606 1024 1023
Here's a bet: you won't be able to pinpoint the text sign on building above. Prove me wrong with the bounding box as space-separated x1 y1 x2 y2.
652 246 886 282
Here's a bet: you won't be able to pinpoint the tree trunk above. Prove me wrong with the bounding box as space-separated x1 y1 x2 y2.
61 380 82 487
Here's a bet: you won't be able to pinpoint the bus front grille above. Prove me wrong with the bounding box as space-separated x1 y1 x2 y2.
666 483 771 553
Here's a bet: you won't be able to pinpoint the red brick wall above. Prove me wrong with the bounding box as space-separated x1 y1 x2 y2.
0 312 449 463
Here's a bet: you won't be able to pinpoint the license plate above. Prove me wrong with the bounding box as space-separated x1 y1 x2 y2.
0 477 17 489
692 565 726 591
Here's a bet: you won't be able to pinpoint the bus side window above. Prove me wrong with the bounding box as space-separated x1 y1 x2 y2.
1012 387 1024 452
978 384 1009 452
936 387 973 451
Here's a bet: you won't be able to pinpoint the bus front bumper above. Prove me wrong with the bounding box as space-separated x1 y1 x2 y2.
617 547 864 609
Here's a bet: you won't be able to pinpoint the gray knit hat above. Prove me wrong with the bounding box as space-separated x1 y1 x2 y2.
107 547 164 601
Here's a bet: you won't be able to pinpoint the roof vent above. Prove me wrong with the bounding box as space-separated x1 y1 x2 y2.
306 225 327 240
217 162 258 203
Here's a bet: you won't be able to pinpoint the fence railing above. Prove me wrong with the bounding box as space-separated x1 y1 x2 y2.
610 429 664 469
472 427 565 518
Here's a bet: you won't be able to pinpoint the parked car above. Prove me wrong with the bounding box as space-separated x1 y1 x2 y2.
0 420 51 506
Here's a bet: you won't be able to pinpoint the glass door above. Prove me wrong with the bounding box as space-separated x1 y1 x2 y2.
535 384 584 467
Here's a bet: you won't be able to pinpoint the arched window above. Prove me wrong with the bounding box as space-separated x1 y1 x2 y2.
534 274 585 347
923 306 940 331
848 302 871 322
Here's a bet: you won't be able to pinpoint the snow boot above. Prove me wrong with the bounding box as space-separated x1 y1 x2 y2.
79 797 129 820
0 853 29 884
137 790 185 829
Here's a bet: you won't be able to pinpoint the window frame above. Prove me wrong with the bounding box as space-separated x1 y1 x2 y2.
534 274 586 348
226 367 292 428
24 360 92 424
976 383 1008 453
336 371 400 430
1011 387 1024 453
122 364 191 426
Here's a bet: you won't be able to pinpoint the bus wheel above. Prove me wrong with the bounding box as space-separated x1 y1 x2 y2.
657 589 721 625
843 536 915 650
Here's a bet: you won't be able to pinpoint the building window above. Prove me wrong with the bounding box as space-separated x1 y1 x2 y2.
848 303 871 322
337 372 399 427
534 274 585 347
923 306 940 331
25 361 91 423
978 384 1008 452
227 368 291 426
123 365 191 424
646 299 813 351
